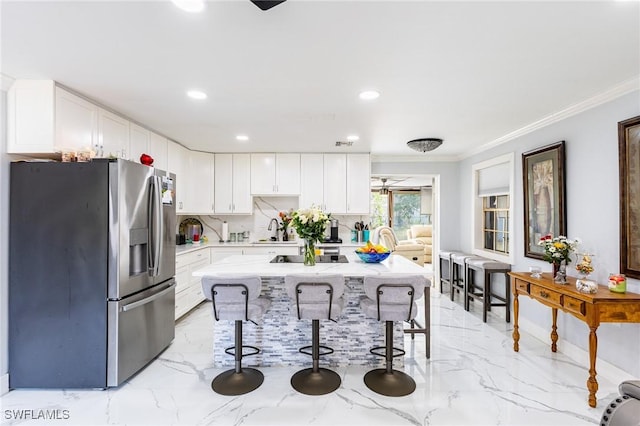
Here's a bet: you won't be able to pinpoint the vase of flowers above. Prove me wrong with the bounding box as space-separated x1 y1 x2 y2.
538 235 580 283
291 206 330 266
278 209 293 241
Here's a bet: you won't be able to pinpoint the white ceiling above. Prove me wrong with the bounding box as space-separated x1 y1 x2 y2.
2 1 639 159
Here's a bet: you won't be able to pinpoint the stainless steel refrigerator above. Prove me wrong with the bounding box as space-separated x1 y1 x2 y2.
9 159 176 388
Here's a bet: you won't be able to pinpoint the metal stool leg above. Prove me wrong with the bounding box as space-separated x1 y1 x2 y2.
290 319 341 395
211 320 264 396
364 321 416 397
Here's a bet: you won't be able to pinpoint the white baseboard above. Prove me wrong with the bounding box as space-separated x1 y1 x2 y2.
519 316 632 384
1 373 8 396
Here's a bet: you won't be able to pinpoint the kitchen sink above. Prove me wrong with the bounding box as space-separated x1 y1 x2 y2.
270 255 349 263
252 240 299 245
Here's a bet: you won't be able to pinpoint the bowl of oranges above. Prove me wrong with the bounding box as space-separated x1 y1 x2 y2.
355 241 391 263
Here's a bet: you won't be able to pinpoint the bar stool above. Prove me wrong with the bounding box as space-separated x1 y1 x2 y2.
201 275 271 396
465 259 511 322
360 274 427 397
438 250 463 296
285 274 345 395
451 253 483 303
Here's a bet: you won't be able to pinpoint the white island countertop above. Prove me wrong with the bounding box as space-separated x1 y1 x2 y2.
192 254 432 280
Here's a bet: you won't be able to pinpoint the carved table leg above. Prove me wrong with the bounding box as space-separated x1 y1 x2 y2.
512 286 520 352
551 307 558 353
587 326 599 408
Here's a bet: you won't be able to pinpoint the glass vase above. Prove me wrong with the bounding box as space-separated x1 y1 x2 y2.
303 238 316 266
553 260 567 284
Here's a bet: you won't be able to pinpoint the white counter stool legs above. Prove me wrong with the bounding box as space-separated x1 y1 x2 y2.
360 275 427 397
201 275 271 396
285 274 345 395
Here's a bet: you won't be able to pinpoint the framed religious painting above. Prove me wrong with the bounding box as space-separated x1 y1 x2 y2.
619 115 640 279
522 141 567 260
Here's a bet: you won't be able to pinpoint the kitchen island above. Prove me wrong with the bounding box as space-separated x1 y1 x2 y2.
192 254 432 368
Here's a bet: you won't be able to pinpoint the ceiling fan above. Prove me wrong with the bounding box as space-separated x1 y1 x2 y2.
250 0 287 11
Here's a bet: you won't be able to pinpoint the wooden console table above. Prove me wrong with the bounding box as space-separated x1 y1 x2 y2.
509 272 640 408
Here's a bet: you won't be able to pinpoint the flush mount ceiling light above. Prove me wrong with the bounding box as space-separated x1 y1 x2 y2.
187 90 207 100
359 90 380 100
407 138 443 153
171 0 205 13
346 135 360 142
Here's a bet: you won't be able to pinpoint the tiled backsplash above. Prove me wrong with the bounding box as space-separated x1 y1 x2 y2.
178 196 370 243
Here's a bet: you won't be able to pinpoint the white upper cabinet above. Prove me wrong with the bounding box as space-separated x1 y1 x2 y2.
323 154 348 214
215 153 252 214
7 80 56 153
7 80 101 154
129 123 150 163
300 153 370 215
250 153 300 195
300 154 325 210
346 153 371 214
97 108 129 159
55 87 98 152
148 131 168 172
167 140 189 213
187 151 214 214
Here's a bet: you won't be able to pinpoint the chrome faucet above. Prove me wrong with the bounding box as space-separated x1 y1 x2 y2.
267 218 280 241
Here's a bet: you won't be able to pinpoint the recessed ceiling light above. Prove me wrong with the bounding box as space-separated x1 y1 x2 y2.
359 90 380 100
346 135 360 142
236 135 249 142
171 0 205 13
187 90 207 100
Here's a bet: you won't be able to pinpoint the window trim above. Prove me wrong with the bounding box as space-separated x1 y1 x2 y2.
471 153 515 264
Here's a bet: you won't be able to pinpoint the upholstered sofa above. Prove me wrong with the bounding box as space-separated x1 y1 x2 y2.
407 225 433 264
373 226 424 266
601 380 640 426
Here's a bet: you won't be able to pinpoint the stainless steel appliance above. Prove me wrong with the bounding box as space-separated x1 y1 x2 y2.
9 159 176 388
324 218 342 243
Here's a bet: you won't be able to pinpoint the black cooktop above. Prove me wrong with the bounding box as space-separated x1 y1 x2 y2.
270 255 349 264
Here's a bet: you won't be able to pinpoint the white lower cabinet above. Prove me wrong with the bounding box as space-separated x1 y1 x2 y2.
175 248 211 320
242 246 299 256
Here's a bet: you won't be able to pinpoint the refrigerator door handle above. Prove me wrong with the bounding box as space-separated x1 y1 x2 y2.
120 282 176 312
147 175 163 277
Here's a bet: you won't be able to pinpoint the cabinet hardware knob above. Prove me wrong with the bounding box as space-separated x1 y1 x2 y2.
540 291 549 298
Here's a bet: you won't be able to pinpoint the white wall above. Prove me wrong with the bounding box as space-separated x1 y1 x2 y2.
458 91 640 377
1 89 9 395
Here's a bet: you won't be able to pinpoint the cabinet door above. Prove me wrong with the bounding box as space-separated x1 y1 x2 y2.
7 80 55 153
300 154 324 209
276 153 300 195
346 153 371 214
214 153 233 214
129 123 149 163
55 87 98 151
148 132 168 172
188 151 214 214
250 153 276 195
168 140 188 213
98 108 129 159
232 154 252 213
323 154 347 214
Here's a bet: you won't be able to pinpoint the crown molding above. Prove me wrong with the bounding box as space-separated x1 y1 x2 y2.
461 76 640 159
0 74 15 92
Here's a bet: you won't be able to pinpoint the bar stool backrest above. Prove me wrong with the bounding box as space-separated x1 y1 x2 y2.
201 274 264 321
363 275 427 321
285 274 345 320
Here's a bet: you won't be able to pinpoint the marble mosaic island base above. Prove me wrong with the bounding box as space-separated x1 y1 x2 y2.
207 277 406 368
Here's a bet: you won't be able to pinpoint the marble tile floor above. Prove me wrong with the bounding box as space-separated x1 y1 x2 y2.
1 290 617 426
